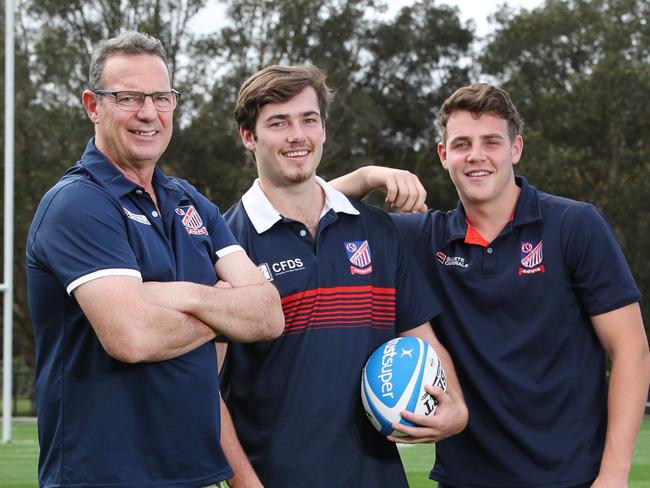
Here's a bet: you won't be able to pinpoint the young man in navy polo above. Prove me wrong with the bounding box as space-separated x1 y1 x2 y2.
218 65 468 487
334 83 650 487
27 32 284 488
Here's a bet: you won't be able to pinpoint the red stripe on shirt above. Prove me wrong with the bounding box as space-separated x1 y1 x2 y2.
280 285 396 334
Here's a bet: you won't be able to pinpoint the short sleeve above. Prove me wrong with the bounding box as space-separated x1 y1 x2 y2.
562 203 640 315
390 215 441 332
390 212 432 257
28 181 141 294
173 180 243 261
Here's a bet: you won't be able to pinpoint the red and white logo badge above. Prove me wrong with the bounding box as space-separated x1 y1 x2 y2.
518 240 545 275
345 240 373 275
177 205 208 236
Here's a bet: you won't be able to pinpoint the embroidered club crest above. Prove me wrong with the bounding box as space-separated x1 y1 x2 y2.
177 205 208 236
518 240 545 275
344 240 373 275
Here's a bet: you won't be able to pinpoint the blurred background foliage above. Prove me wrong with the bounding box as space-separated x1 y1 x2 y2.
0 0 648 384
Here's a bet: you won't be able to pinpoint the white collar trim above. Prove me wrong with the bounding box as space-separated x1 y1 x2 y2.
241 176 359 234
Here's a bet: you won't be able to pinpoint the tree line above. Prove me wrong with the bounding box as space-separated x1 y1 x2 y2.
0 0 648 380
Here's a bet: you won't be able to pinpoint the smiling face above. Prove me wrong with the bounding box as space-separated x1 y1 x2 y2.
240 86 326 188
82 54 173 171
438 110 523 210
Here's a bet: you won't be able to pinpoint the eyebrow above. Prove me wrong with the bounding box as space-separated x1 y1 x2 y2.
264 110 321 122
449 133 505 144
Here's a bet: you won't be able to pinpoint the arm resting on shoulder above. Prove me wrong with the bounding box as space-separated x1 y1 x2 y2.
329 165 428 213
591 302 650 488
74 275 216 363
388 323 468 443
143 251 285 342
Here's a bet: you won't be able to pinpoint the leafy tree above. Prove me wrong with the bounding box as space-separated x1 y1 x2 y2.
174 0 474 209
481 0 650 327
3 0 474 384
2 0 208 402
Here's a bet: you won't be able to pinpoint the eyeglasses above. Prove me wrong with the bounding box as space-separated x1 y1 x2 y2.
92 89 181 112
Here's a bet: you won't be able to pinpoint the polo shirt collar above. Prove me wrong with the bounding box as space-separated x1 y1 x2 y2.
511 176 542 227
444 176 542 247
72 138 177 198
241 175 360 234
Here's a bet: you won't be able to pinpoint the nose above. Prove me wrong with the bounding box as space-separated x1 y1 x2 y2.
287 123 306 143
467 144 485 162
136 95 158 120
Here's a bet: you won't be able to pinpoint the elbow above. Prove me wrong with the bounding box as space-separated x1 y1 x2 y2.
96 320 153 364
256 283 285 341
101 340 147 364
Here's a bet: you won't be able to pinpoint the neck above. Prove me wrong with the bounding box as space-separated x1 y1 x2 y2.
117 164 156 190
259 176 325 236
462 184 520 243
95 140 159 209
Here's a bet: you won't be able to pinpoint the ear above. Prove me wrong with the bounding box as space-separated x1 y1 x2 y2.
437 142 449 170
239 126 256 151
82 90 100 124
511 134 524 165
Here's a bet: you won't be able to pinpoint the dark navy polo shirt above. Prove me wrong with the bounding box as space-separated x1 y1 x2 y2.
221 177 440 488
27 139 241 487
392 177 641 488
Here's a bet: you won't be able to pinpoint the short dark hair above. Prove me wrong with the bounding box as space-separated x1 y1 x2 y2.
89 31 169 90
234 65 334 135
438 83 524 144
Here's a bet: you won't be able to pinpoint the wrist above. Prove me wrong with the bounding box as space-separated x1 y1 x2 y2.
357 165 377 194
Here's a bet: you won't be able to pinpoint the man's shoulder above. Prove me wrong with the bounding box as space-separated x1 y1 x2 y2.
224 199 247 221
164 175 201 198
38 170 115 214
389 208 450 232
536 189 602 225
223 200 251 238
537 188 592 210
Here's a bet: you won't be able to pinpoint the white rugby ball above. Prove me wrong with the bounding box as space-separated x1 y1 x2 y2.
361 336 447 436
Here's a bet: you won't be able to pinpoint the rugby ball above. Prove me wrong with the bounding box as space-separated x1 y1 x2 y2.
361 336 447 436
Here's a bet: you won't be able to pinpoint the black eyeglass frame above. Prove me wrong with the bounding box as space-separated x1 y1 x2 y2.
92 89 182 112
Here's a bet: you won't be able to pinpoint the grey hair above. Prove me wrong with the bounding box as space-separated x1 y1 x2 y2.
88 31 169 90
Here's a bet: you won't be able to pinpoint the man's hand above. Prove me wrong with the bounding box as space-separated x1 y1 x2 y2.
386 385 468 444
329 165 428 213
365 167 428 213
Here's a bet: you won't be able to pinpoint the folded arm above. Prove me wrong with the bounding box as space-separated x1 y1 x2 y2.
142 251 284 343
74 275 216 363
75 252 284 362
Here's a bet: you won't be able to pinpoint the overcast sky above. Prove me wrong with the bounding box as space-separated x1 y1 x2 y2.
189 0 545 38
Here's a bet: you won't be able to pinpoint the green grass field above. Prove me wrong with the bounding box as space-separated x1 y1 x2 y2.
399 417 650 487
1 418 648 487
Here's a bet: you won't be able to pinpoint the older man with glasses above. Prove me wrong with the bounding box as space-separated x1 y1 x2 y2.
26 31 284 488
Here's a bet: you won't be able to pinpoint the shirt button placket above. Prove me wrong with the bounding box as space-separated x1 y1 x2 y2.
482 246 497 276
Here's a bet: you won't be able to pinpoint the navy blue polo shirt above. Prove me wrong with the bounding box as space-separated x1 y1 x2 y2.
221 177 440 488
27 139 241 488
393 176 641 488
